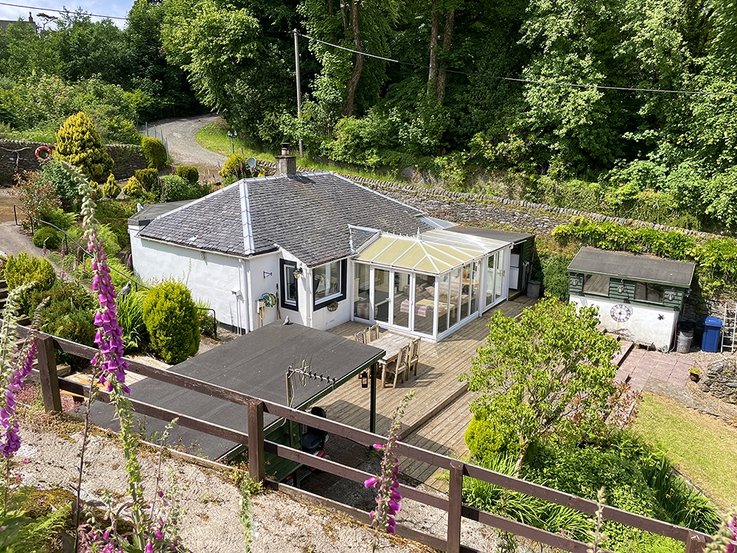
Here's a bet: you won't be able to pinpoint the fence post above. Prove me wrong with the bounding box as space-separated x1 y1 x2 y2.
447 460 463 553
685 531 706 553
36 335 61 412
247 400 265 483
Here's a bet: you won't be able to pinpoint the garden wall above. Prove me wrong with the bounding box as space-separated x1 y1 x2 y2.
258 161 717 239
0 139 147 186
700 357 737 404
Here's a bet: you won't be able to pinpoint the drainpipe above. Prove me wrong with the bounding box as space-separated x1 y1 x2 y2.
245 259 255 333
304 266 313 328
239 259 251 334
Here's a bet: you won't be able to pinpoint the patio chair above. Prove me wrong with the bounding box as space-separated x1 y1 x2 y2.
353 330 367 344
408 338 421 377
383 345 410 388
367 324 380 342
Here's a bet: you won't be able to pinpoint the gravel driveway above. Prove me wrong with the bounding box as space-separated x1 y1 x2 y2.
147 114 227 177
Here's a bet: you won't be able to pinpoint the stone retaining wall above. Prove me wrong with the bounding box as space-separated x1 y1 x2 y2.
700 357 737 404
258 161 718 239
0 139 146 185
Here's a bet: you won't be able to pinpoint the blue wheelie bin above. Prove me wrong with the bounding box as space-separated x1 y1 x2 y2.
702 316 723 353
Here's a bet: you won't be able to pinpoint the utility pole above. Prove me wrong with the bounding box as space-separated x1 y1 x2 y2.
293 29 304 157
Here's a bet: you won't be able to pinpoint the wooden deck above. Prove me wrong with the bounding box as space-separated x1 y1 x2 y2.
323 296 536 485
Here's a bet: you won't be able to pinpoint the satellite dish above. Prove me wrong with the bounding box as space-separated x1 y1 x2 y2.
247 157 257 170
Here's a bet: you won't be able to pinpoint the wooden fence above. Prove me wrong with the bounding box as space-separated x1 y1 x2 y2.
23 327 710 553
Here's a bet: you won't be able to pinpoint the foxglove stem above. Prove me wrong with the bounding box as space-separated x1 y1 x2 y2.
366 392 414 537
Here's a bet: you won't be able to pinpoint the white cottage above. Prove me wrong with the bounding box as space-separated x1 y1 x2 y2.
128 151 519 341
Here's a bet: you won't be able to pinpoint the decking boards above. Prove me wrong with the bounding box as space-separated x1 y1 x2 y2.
323 296 535 486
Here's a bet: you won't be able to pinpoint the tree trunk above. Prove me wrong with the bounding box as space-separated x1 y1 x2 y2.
339 0 349 34
435 8 455 104
343 0 363 116
427 0 440 97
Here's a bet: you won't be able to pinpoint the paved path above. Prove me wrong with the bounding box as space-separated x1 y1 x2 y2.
0 221 37 257
147 114 226 178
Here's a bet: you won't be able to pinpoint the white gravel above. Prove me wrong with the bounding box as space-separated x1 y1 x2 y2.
14 417 434 553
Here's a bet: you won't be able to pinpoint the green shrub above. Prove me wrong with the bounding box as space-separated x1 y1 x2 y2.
142 280 200 364
102 174 121 199
54 111 113 182
16 170 61 223
39 159 79 210
464 415 519 463
122 176 144 197
538 252 572 300
4 252 57 314
39 208 76 230
4 252 56 291
175 165 199 184
67 224 120 257
219 153 250 182
462 452 593 543
118 290 148 352
32 227 61 250
159 175 202 202
195 298 216 337
141 136 167 170
134 168 159 192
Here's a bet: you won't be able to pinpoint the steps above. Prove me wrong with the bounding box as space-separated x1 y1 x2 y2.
612 340 634 367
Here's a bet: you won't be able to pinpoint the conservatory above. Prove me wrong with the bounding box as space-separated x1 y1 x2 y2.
352 229 513 341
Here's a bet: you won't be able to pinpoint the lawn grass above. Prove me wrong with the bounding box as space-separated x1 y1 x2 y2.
194 119 401 183
632 392 737 510
194 120 275 162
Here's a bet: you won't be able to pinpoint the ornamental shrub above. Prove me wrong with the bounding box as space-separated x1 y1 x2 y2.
15 170 61 223
39 208 76 230
141 136 167 170
32 227 61 250
67 224 120 257
122 176 144 197
39 159 78 210
175 165 199 184
220 153 250 182
4 252 56 313
54 111 114 182
4 252 56 292
538 252 572 300
159 175 202 202
142 280 200 364
102 174 121 199
134 168 159 192
465 415 519 464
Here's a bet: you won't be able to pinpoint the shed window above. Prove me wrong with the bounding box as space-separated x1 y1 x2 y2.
313 260 347 309
635 282 663 303
280 260 298 310
583 274 609 296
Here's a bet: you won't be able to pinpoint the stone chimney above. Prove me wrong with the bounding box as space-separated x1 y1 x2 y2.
275 143 297 176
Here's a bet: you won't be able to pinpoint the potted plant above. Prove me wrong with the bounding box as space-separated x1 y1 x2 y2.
689 367 702 382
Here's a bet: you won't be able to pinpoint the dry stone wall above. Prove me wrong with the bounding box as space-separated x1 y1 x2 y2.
0 139 146 185
259 161 717 239
700 357 737 404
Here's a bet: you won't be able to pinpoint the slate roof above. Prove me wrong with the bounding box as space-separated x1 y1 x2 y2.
138 172 430 266
568 247 695 288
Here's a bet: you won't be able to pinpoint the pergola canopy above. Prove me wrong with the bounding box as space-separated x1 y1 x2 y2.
356 231 509 275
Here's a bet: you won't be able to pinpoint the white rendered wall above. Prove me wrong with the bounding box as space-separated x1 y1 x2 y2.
570 295 678 351
130 229 245 329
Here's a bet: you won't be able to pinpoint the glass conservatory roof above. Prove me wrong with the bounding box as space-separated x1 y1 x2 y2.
356 231 509 275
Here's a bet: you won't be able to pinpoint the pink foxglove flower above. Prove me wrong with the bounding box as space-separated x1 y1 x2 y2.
0 343 37 458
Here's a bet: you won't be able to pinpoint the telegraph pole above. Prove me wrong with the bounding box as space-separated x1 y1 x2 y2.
293 29 304 157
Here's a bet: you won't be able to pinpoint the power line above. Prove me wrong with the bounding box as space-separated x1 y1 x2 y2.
298 31 725 97
0 2 128 21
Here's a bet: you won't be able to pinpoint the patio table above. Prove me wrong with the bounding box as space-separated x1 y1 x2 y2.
370 333 412 364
